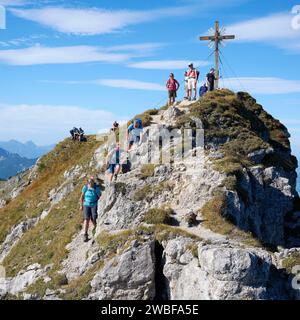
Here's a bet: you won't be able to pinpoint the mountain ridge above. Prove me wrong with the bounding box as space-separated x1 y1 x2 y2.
0 140 55 159
0 147 36 180
0 90 299 300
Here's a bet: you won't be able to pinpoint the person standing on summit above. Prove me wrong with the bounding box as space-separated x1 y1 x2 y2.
206 68 216 91
166 73 180 106
187 63 199 101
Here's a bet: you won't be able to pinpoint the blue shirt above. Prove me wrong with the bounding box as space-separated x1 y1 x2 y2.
82 184 101 207
128 124 142 141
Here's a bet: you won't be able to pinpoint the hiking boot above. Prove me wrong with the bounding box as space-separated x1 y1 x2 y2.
114 174 118 181
188 97 191 101
83 233 89 243
193 97 197 101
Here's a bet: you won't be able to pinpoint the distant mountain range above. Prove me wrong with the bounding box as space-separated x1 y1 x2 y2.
0 140 54 159
0 148 36 180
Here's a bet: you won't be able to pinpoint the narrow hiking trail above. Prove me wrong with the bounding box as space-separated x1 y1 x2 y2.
60 99 229 279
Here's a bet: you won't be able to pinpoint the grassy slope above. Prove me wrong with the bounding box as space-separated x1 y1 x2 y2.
1 136 101 277
176 89 296 174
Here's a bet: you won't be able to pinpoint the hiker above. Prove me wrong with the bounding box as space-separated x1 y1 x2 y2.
78 127 85 141
127 118 143 151
70 127 78 140
74 127 81 141
187 63 199 101
199 83 208 98
206 68 216 91
184 71 189 100
105 143 122 182
166 73 180 106
110 121 119 133
80 177 101 243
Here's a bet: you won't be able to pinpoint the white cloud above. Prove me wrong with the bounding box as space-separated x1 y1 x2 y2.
40 78 165 91
0 0 28 6
45 78 165 91
107 42 167 56
94 79 165 91
0 34 48 47
0 42 166 65
0 103 122 145
128 60 210 70
10 6 193 35
221 77 300 94
0 45 131 65
225 12 300 52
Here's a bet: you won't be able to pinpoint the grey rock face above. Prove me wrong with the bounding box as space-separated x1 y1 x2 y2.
5 264 44 295
162 238 292 300
89 239 156 300
226 166 297 246
0 217 39 263
163 106 183 124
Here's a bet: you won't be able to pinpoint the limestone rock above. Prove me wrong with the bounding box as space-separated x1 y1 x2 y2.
89 239 156 300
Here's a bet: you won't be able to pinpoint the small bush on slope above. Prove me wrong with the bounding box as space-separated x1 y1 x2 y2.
143 207 173 225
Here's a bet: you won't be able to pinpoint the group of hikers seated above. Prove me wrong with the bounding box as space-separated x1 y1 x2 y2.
166 63 216 106
70 127 85 141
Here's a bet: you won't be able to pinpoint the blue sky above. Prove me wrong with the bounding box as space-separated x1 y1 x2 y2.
0 0 300 162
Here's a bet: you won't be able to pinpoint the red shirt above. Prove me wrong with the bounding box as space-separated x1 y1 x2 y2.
166 78 179 91
187 69 197 79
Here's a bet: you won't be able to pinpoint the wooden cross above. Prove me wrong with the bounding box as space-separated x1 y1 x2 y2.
199 21 235 89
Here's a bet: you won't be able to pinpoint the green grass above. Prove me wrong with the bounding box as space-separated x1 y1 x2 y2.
143 207 173 225
200 194 262 248
139 164 155 179
0 136 101 245
174 90 295 175
128 108 158 128
281 252 300 274
2 136 103 279
97 230 136 258
3 186 83 276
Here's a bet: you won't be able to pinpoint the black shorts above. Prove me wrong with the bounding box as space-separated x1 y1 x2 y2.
83 206 98 221
168 90 177 99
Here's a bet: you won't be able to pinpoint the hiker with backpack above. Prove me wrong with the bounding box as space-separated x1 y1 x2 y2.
80 177 101 242
166 73 180 106
206 68 216 91
78 127 85 141
127 118 143 151
105 143 123 182
70 127 78 140
199 83 208 98
187 63 199 101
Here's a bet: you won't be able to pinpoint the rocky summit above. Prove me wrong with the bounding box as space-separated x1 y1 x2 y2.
0 90 300 300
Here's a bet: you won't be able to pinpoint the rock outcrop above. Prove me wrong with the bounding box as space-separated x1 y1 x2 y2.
0 90 299 300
